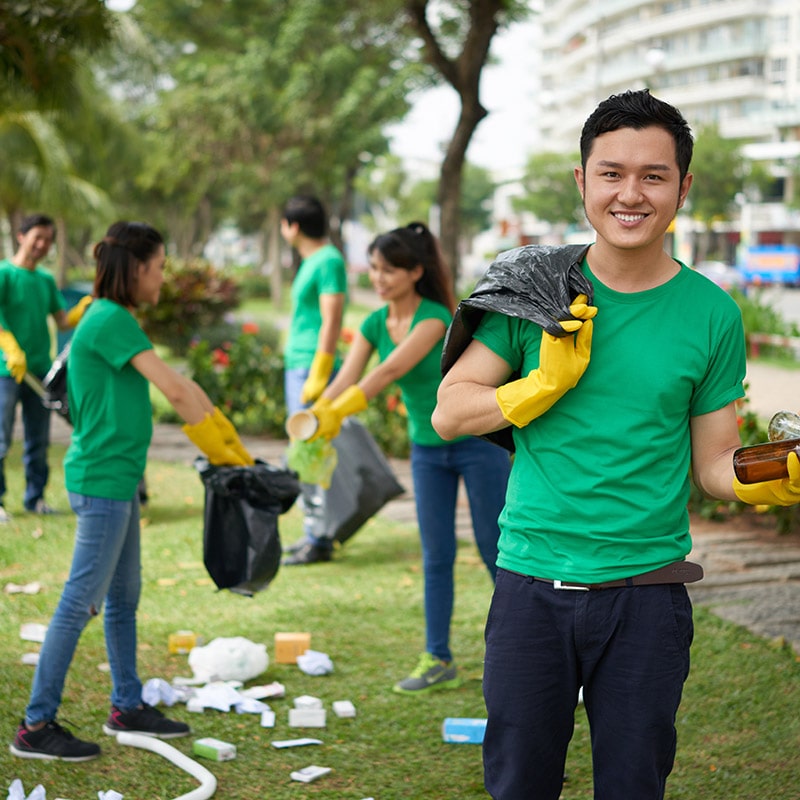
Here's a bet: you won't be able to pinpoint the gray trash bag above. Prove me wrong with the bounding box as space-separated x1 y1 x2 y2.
441 243 594 452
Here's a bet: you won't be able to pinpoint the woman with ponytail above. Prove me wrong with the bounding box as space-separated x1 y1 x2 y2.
297 222 510 694
10 221 253 762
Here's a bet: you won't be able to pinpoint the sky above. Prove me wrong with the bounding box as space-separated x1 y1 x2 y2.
384 18 541 177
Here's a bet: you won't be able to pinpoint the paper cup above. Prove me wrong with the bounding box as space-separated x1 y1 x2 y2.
285 410 318 441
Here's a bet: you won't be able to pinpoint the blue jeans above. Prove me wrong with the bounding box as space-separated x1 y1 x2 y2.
411 437 510 662
483 569 693 800
285 366 334 548
25 491 143 725
0 376 51 509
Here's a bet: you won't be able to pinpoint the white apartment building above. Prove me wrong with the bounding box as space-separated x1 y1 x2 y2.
529 0 800 252
537 0 800 148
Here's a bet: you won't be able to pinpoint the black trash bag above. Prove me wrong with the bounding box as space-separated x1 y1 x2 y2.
323 418 405 544
441 244 594 452
196 457 300 596
41 341 71 424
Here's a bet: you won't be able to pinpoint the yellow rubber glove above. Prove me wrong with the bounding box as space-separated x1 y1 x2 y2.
211 407 255 465
496 297 596 428
309 385 368 441
65 295 92 327
301 351 335 404
0 330 27 383
182 413 251 466
733 451 800 507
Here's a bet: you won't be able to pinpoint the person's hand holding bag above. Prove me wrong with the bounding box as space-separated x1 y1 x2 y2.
496 294 597 428
733 451 800 506
183 412 252 466
211 407 255 465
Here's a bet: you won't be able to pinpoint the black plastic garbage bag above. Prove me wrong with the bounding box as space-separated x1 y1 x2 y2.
440 243 594 452
41 341 71 423
324 418 405 544
196 457 300 596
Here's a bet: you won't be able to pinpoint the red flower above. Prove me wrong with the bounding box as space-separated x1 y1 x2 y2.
212 348 230 367
242 322 259 335
340 327 355 345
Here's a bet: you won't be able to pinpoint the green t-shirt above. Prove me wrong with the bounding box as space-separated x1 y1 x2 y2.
64 299 154 500
361 297 455 447
0 260 66 376
284 243 348 370
474 260 746 583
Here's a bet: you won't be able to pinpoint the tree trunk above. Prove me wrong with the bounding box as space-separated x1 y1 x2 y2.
56 216 68 288
404 0 506 282
438 99 487 281
266 205 282 306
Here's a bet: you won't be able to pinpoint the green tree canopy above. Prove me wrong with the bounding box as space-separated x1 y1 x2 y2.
513 150 583 226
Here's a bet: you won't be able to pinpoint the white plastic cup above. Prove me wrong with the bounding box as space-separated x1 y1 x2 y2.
285 410 318 441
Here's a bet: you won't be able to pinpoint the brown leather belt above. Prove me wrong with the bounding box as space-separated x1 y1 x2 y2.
530 560 704 591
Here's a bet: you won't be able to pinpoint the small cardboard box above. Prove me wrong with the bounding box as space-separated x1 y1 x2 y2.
193 737 237 761
289 708 327 728
274 632 311 664
442 717 487 744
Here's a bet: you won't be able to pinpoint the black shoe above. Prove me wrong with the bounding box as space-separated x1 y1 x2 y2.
282 542 333 565
10 719 101 761
102 703 190 739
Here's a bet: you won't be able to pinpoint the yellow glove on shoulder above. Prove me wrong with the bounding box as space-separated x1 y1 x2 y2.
182 412 251 466
496 318 594 428
0 330 27 383
310 385 368 441
301 351 335 404
211 407 255 465
733 451 800 507
65 295 92 327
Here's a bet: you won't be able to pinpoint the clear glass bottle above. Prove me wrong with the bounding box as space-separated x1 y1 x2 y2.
733 411 800 484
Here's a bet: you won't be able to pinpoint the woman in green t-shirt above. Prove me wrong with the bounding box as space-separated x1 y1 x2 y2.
303 222 511 694
11 221 253 763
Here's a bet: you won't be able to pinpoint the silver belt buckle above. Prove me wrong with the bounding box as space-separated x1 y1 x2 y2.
553 579 589 591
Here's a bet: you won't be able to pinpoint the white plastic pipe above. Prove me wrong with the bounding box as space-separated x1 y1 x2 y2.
116 732 217 800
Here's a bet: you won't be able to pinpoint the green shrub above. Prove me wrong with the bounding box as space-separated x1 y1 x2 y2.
357 386 411 458
185 323 287 437
139 257 240 351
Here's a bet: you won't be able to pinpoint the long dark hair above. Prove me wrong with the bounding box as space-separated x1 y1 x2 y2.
93 221 164 307
368 222 456 313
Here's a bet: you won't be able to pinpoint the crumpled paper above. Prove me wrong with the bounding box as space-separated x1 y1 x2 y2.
296 649 334 676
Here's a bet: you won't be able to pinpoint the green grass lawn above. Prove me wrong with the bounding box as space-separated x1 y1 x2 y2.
1 443 799 798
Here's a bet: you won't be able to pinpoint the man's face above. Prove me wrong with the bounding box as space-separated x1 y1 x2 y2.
17 225 55 265
574 126 692 254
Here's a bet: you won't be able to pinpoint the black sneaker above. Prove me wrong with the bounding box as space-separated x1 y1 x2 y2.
9 720 101 761
102 704 190 739
282 542 333 565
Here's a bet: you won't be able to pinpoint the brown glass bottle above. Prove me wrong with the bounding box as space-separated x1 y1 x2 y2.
733 439 800 484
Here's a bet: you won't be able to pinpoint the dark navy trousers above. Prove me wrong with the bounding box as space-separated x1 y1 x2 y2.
483 568 693 800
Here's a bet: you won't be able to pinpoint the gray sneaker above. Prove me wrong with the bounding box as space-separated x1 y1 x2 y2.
0 506 11 523
393 652 462 695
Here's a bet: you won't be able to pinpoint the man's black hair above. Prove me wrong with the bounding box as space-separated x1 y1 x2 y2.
282 195 327 239
580 89 694 180
19 214 55 234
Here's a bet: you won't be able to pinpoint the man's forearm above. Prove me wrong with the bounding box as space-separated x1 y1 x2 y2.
432 382 508 440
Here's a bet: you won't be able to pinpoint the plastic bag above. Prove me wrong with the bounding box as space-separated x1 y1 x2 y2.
286 437 338 488
188 636 268 683
41 341 71 423
322 418 405 543
441 243 593 452
196 458 300 595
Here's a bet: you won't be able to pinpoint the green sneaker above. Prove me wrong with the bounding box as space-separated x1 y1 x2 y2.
393 652 462 695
